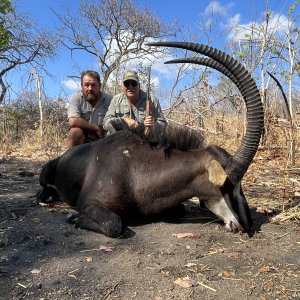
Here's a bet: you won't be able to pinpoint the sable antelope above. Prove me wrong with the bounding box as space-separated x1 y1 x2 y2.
37 42 264 237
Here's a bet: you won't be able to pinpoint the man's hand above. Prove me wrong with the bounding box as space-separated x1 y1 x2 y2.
96 125 105 138
124 117 138 129
144 115 154 127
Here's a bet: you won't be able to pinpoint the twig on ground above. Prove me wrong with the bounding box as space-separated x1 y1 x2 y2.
197 281 217 292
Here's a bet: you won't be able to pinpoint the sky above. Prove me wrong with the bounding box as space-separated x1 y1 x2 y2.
6 0 300 101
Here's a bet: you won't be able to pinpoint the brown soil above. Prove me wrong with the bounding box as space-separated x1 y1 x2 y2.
0 151 299 300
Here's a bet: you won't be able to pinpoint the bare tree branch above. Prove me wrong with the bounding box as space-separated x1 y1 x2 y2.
53 0 177 89
0 6 57 103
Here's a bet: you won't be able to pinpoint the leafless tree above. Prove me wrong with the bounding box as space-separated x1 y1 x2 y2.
267 2 300 165
0 5 57 103
54 0 177 89
227 1 300 165
155 5 241 132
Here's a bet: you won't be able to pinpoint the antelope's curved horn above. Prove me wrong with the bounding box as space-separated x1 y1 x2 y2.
147 42 264 184
165 57 239 86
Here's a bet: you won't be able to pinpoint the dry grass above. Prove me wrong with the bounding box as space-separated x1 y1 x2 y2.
271 204 300 223
0 123 67 161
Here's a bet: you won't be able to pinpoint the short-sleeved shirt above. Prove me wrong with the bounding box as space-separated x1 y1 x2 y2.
68 91 112 141
103 89 167 133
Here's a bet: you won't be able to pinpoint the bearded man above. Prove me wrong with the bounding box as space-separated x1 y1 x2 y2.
67 70 112 148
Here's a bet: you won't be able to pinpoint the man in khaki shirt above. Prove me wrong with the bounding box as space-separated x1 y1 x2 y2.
103 70 167 133
67 70 112 148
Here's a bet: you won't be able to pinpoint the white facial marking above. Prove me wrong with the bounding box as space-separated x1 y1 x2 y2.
207 196 241 231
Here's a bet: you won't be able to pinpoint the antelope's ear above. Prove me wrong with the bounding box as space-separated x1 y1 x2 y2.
207 160 227 187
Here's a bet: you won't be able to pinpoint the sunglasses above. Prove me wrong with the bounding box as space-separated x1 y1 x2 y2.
124 80 138 88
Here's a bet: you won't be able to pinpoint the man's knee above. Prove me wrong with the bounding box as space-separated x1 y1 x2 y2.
67 127 86 148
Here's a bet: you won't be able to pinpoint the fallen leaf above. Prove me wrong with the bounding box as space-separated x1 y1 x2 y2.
259 266 270 273
172 233 194 239
184 263 197 267
217 248 225 253
174 278 183 285
174 276 194 288
221 270 235 277
256 207 276 215
85 256 93 262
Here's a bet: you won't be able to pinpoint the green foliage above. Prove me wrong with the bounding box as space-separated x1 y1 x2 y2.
244 33 251 40
295 61 300 76
237 51 244 60
0 0 13 51
0 0 12 14
288 1 298 15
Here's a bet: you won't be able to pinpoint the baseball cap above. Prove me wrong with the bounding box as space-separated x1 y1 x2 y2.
122 70 139 83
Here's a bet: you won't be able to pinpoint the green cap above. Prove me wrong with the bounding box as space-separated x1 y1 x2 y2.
122 70 139 83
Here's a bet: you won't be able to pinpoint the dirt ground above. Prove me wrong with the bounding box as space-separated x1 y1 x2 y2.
0 150 299 300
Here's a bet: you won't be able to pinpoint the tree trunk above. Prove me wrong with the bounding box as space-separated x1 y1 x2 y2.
32 69 43 139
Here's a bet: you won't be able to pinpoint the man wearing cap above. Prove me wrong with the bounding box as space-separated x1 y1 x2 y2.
103 70 167 133
67 70 112 148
